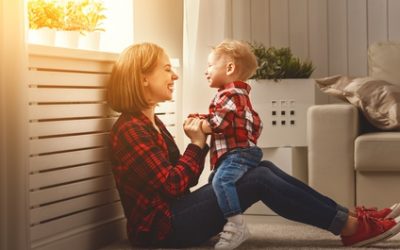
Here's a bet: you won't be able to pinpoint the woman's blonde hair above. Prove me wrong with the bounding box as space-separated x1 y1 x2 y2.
213 40 257 81
107 43 165 113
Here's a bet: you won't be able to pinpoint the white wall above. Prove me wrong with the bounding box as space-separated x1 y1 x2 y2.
230 0 400 78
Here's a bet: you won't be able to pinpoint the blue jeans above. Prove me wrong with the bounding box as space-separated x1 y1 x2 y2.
162 160 349 248
211 147 262 217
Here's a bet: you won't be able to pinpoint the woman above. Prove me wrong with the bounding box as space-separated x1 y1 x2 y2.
107 42 400 249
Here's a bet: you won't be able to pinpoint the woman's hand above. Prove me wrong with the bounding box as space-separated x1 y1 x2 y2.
183 117 207 148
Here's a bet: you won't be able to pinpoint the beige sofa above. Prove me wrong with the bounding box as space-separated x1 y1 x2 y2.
307 42 400 209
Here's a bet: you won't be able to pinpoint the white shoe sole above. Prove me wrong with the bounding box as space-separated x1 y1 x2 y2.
385 203 400 219
352 217 400 247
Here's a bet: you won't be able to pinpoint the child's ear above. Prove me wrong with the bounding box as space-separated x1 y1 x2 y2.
226 62 235 75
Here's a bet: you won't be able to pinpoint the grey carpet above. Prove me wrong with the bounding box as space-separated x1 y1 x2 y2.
100 222 400 250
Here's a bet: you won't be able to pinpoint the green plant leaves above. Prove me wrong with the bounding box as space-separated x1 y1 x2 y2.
249 42 315 81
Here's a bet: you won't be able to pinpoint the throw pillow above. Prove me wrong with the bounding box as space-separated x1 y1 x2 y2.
316 75 400 130
369 42 400 85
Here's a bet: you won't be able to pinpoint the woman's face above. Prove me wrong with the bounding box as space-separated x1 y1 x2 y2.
144 53 179 105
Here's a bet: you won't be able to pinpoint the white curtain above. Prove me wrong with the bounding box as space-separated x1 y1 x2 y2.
182 0 232 187
0 0 29 249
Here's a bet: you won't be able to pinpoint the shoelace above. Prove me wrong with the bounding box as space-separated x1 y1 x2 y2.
356 206 378 214
359 214 385 232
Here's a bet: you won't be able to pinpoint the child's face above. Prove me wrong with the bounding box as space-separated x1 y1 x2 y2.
205 52 230 88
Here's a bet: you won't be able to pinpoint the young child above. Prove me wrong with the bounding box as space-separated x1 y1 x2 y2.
190 40 263 250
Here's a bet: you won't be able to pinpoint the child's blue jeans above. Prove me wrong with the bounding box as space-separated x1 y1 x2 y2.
211 146 263 217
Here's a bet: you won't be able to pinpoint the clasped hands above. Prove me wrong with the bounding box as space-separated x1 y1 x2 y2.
183 113 212 148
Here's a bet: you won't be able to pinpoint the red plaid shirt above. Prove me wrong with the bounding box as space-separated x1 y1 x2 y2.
109 112 208 246
207 81 262 168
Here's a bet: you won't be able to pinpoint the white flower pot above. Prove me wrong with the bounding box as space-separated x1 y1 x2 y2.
79 31 101 50
28 28 56 46
249 79 329 147
55 31 80 48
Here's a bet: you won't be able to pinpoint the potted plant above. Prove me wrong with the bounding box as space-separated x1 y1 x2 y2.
80 0 107 33
78 0 107 50
249 42 314 81
247 42 327 148
57 0 106 49
27 0 63 45
28 0 106 49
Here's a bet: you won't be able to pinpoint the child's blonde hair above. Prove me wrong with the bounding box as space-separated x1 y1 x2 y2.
212 40 257 81
107 43 165 113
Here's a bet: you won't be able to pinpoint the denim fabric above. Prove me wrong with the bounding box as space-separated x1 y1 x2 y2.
162 160 348 248
211 147 263 217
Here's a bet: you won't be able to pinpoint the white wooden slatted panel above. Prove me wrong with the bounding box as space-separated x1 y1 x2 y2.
348 0 368 77
289 0 308 60
30 133 109 154
157 113 177 126
30 175 115 207
30 202 123 241
388 0 400 41
232 0 252 40
250 0 270 46
29 56 114 73
30 147 109 172
31 189 120 224
29 88 106 103
308 0 328 77
247 0 400 81
30 162 111 189
28 45 126 249
26 44 180 249
165 125 177 138
29 44 117 63
155 101 176 113
29 104 116 121
270 0 289 47
156 101 177 137
28 71 109 87
328 0 348 75
29 118 116 137
367 0 388 46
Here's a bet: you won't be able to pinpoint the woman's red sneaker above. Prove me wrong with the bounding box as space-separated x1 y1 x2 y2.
356 203 400 219
341 216 400 247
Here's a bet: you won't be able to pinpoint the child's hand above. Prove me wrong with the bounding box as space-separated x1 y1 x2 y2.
200 119 212 134
188 113 209 119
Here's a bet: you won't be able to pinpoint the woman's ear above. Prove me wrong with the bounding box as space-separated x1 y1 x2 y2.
226 62 236 76
143 77 149 86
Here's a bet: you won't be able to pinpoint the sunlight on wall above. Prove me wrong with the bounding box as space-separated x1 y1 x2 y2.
100 0 133 53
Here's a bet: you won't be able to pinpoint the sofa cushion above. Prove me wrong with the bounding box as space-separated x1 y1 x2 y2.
315 75 400 130
355 132 400 171
369 41 400 85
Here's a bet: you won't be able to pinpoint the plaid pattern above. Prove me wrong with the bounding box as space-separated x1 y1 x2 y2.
109 112 208 246
208 81 262 169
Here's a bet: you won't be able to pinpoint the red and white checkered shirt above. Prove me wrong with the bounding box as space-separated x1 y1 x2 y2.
207 81 263 169
109 112 208 246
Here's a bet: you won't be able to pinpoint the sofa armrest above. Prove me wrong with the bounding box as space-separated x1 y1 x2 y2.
307 104 359 208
